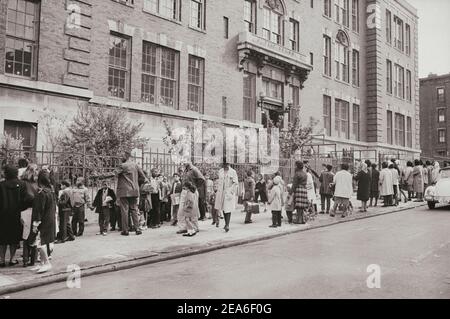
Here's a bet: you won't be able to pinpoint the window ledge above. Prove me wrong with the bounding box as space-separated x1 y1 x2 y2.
323 74 332 79
142 8 182 25
322 14 332 21
334 78 351 86
111 0 134 8
188 25 207 34
352 84 360 89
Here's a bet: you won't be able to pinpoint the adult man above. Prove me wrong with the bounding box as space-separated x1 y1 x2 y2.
330 163 353 218
148 168 162 229
183 162 207 221
70 177 92 237
319 164 334 214
114 151 147 236
92 181 116 236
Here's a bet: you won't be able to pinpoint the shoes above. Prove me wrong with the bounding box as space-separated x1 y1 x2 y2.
67 237 75 241
103 232 108 236
183 232 197 237
135 231 142 235
96 232 104 236
111 227 116 231
211 221 216 225
269 225 278 228
121 231 129 236
224 226 230 232
330 214 335 217
176 230 188 234
244 221 253 224
171 221 178 226
8 260 19 267
37 263 52 274
216 223 219 228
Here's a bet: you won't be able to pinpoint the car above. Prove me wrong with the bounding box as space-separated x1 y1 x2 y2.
424 167 450 209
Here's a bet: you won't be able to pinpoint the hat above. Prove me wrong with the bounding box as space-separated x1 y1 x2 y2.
273 176 282 185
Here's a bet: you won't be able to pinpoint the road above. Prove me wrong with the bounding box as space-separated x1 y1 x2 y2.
6 205 450 299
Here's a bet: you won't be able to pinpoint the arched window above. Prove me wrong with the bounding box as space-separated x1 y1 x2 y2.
335 30 349 82
262 0 285 44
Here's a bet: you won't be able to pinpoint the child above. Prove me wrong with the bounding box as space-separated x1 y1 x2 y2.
285 184 295 224
139 177 153 230
209 181 222 227
180 181 198 237
268 176 284 228
170 173 182 226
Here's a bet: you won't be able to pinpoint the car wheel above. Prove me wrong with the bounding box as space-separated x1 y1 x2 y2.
427 201 436 210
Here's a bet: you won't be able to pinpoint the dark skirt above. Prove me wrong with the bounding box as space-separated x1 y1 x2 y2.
255 189 268 203
294 186 309 209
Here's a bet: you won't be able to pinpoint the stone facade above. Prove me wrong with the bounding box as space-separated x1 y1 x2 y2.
0 0 420 160
420 73 450 158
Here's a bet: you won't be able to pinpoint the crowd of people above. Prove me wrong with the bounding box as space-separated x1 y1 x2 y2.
0 152 443 273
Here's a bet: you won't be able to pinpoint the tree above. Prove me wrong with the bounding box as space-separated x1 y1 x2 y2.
36 106 69 152
0 133 24 165
61 103 148 156
279 112 319 159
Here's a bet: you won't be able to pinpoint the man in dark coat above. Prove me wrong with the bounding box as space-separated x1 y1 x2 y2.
319 164 335 214
183 162 206 220
93 181 117 235
0 165 26 267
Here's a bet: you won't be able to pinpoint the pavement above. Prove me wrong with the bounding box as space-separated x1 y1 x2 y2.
4 203 449 299
0 197 428 296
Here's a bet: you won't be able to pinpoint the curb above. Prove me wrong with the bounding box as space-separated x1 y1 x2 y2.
0 203 426 296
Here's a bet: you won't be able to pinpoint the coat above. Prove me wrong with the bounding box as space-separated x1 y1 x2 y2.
370 168 380 196
333 170 353 199
214 167 238 213
243 177 255 201
93 188 117 213
306 172 316 201
184 165 206 199
268 184 283 211
355 170 371 201
319 171 335 195
379 168 394 196
403 166 414 188
255 181 268 202
32 187 56 245
115 160 146 198
412 166 424 193
0 179 26 245
181 190 199 218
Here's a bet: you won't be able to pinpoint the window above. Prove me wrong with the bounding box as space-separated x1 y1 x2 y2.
190 0 204 30
263 78 283 101
262 1 283 44
351 0 359 32
386 59 392 94
335 0 349 27
394 16 404 51
437 87 445 102
143 0 180 20
223 17 229 39
394 64 404 99
335 99 349 139
406 116 412 148
187 55 204 113
5 0 40 79
438 109 446 123
394 113 405 147
290 85 300 122
4 120 37 153
438 129 446 143
244 0 256 33
324 0 331 18
289 19 300 52
437 151 446 157
323 95 331 136
386 10 392 44
352 49 359 86
108 34 131 100
387 111 393 144
405 23 411 55
352 104 360 141
141 41 179 108
243 73 256 122
406 69 412 101
335 31 349 82
323 35 331 77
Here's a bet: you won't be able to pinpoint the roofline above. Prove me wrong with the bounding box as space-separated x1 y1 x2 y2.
394 0 419 19
420 73 450 82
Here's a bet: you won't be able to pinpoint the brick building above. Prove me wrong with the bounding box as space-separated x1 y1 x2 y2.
0 0 420 161
420 73 450 158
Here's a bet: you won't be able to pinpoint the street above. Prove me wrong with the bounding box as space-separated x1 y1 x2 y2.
5 205 450 299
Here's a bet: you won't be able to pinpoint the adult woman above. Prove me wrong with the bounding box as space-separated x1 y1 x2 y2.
369 163 380 207
291 161 309 224
379 162 394 207
243 171 256 224
431 162 440 185
21 164 39 267
31 170 56 273
306 168 317 210
255 174 268 212
412 160 424 202
403 161 414 200
214 158 238 232
354 163 371 212
0 165 26 267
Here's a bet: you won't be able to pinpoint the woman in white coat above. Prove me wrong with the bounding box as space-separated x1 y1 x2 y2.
379 162 394 207
214 159 239 232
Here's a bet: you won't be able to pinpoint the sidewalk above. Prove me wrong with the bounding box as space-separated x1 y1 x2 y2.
0 198 426 295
